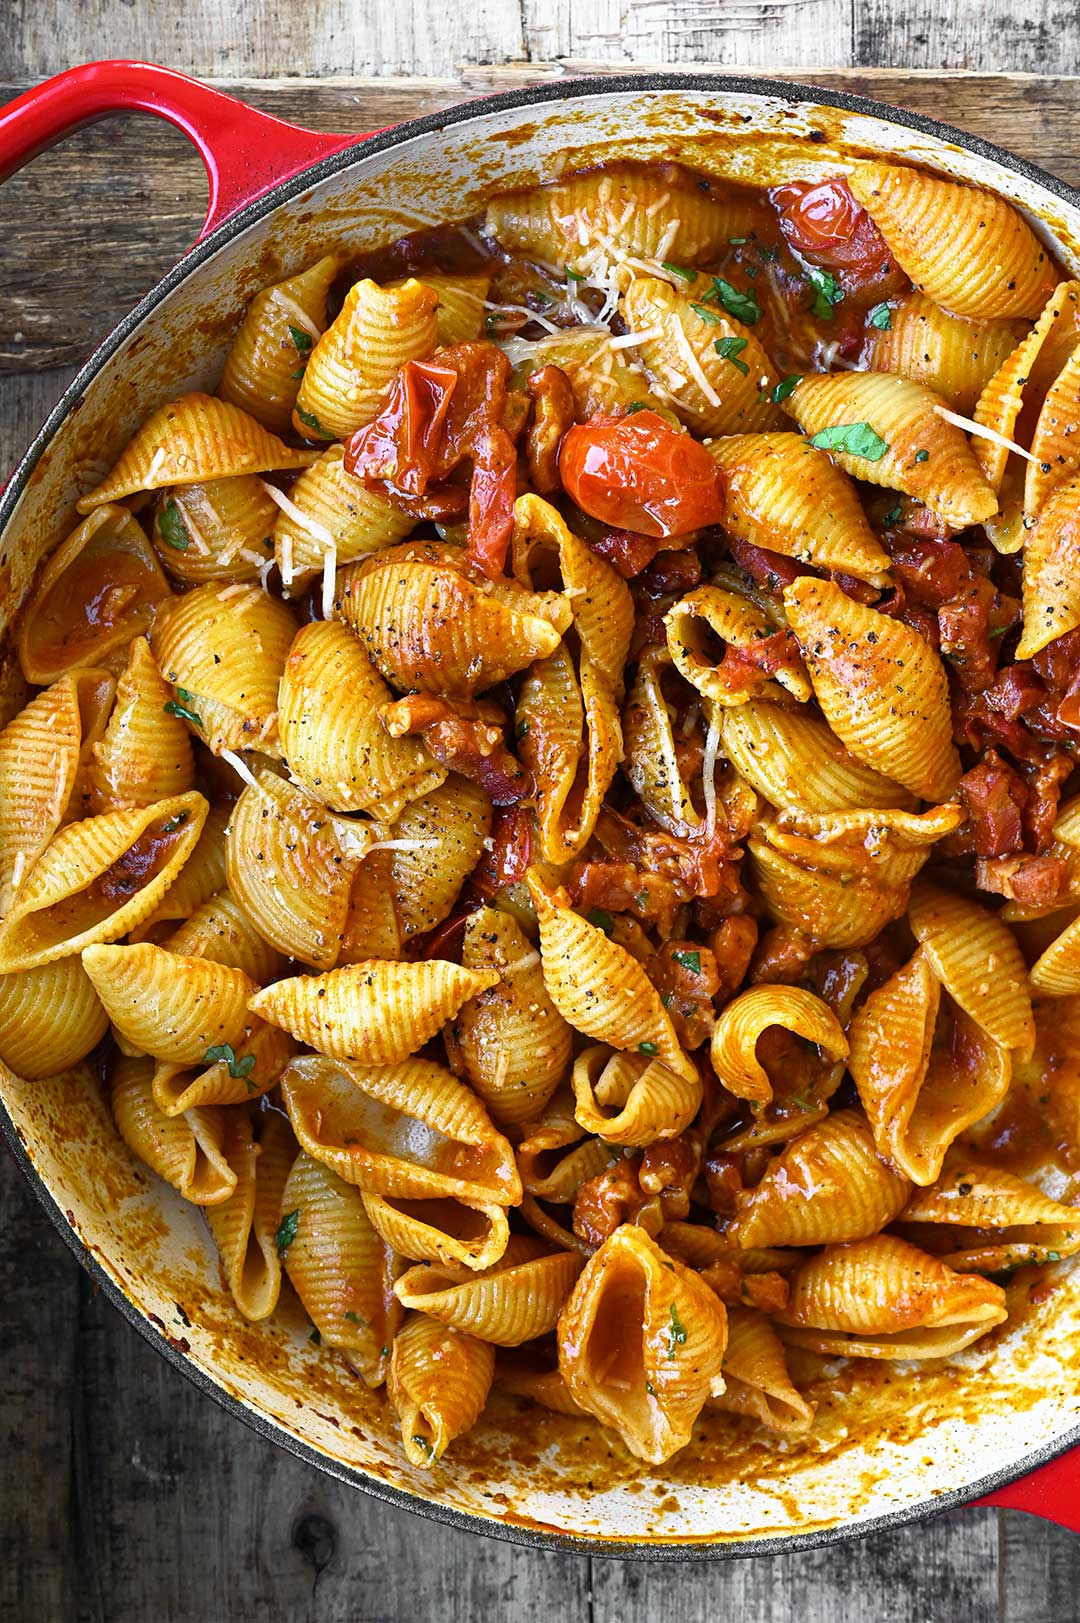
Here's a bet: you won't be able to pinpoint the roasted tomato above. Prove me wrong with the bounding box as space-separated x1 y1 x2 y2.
770 178 898 292
558 411 724 538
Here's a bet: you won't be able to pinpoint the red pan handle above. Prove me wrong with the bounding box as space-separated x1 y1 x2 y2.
976 1445 1080 1532
0 60 374 239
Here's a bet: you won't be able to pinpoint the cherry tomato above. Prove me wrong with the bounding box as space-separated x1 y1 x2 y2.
558 412 724 539
770 178 896 290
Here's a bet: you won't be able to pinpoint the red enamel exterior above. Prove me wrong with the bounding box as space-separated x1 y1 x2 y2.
0 57 1078 1543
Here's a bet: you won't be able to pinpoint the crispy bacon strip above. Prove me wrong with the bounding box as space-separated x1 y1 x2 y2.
379 693 529 805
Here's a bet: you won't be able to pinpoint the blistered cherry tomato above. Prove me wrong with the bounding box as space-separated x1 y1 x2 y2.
558 412 724 539
770 178 895 289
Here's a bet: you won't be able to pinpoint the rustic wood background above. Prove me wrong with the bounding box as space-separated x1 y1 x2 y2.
3 5 1080 1619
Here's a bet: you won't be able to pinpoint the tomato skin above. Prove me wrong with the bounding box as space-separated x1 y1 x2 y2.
770 178 897 291
558 412 724 539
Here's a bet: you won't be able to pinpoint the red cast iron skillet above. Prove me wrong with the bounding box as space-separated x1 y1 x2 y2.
1 61 1079 1554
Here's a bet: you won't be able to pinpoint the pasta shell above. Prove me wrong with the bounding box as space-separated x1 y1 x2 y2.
388 1311 494 1467
150 1018 293 1114
82 942 258 1063
17 505 171 684
776 1234 1008 1358
128 800 230 939
1016 476 1080 659
517 1086 613 1202
271 442 415 592
160 888 284 983
387 270 489 346
0 955 109 1079
621 646 702 835
496 1350 586 1417
204 1108 296 1321
277 620 443 818
621 277 782 437
847 161 1059 320
362 1191 510 1273
384 775 492 940
557 1224 727 1465
529 875 695 1084
151 476 277 583
294 277 438 442
908 881 1034 1053
784 576 960 800
250 959 498 1064
712 1307 814 1435
225 768 377 969
0 669 116 913
484 163 759 274
0 792 207 973
1023 346 1080 518
88 637 194 813
865 292 1029 415
450 906 572 1126
720 699 913 813
729 1110 910 1247
785 371 997 527
519 642 622 861
76 393 315 513
279 1053 521 1209
1030 912 1080 995
110 1053 236 1205
219 254 342 434
393 1240 583 1346
338 849 402 963
281 1149 402 1382
709 433 891 585
151 583 296 756
511 328 678 424
664 584 811 708
709 985 847 1106
748 837 909 949
338 556 567 699
571 1045 702 1148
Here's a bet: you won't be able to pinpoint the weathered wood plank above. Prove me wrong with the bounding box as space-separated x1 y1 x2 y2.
855 0 1080 73
2 69 1079 373
1001 1508 1080 1623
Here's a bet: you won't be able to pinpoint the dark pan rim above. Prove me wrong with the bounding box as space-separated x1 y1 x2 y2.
3 68 1080 1559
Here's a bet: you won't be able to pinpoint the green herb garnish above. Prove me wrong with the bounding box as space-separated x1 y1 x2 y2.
159 812 189 835
565 267 586 282
661 260 696 283
805 266 844 320
772 374 802 404
164 695 203 728
709 277 761 325
714 335 749 375
915 448 930 463
690 301 723 327
638 1041 660 1057
275 1209 300 1256
625 401 649 413
344 1310 365 1325
204 1042 255 1081
295 405 325 435
158 499 190 551
673 949 701 974
883 504 902 525
288 323 313 353
868 302 892 330
667 1303 688 1357
588 908 615 937
809 422 889 461
309 1328 322 1345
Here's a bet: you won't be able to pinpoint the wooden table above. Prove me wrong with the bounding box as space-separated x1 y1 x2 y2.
4 7 1080 1617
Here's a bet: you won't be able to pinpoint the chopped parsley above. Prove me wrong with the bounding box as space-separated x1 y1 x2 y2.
288 323 313 353
805 266 844 320
565 267 586 282
158 499 190 551
274 1209 300 1256
667 1303 688 1357
159 812 189 835
588 908 615 937
673 949 701 974
638 1041 660 1057
868 302 892 330
772 374 802 404
625 401 649 413
915 448 930 463
309 1328 322 1345
661 260 696 283
344 1310 366 1325
690 301 723 327
204 1042 255 1081
809 422 889 461
728 236 748 246
709 277 761 326
163 691 203 728
714 335 749 376
883 504 903 525
295 405 325 435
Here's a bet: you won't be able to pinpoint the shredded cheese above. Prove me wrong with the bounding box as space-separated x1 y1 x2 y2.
671 317 721 409
702 711 722 838
503 950 541 976
9 850 27 897
215 583 251 603
278 533 295 589
932 404 1039 464
653 217 681 263
321 542 337 622
364 838 441 854
607 326 665 351
258 479 336 547
269 288 321 342
220 749 260 789
145 446 168 485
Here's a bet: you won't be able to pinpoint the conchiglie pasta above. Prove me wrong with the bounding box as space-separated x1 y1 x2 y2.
620 647 703 835
864 292 1029 415
338 849 402 963
783 576 960 800
720 700 913 813
363 1191 511 1273
251 958 497 1065
338 555 568 699
76 393 316 513
709 433 891 584
1016 476 1080 659
293 277 438 442
748 837 907 950
621 277 782 437
387 271 490 346
1030 912 1080 996
516 1085 613 1203
571 1045 702 1148
150 1017 293 1115
393 1238 583 1346
0 955 109 1079
81 941 258 1064
901 1157 1080 1272
1022 345 1080 518
529 875 695 1084
710 985 848 1105
109 1053 236 1205
281 1149 402 1383
160 888 284 983
277 620 444 818
664 584 810 708
204 1109 296 1321
908 881 1034 1053
729 1110 910 1247
128 800 230 939
151 476 277 583
776 1235 1008 1359
712 1308 814 1435
449 906 572 1126
16 505 171 685
219 254 341 434
88 637 194 812
384 775 492 940
388 1311 495 1467
512 328 678 423
270 442 415 591
557 1224 728 1465
518 642 622 861
0 792 207 973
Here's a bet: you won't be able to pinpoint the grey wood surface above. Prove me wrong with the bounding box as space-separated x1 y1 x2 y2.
3 5 1080 1618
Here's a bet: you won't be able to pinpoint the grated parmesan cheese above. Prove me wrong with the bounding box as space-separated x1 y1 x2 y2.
365 838 441 854
258 479 336 547
9 850 27 896
220 749 260 789
671 317 721 409
607 326 665 351
145 446 168 485
216 583 251 603
702 711 722 838
321 542 337 621
932 404 1039 464
503 950 541 976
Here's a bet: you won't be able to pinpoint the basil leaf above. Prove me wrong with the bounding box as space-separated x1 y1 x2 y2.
204 1042 255 1081
638 1041 660 1057
710 277 761 325
309 1328 322 1345
274 1209 300 1256
163 699 203 728
915 448 930 463
588 908 615 937
295 405 325 435
288 323 313 353
673 949 701 974
565 267 586 282
868 302 892 330
805 266 844 320
158 499 190 551
808 421 889 461
667 1303 688 1357
625 401 649 413
690 301 723 327
714 335 749 375
661 260 696 283
883 504 902 525
772 373 802 404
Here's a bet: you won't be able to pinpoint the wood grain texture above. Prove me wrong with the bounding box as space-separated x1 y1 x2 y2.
2 69 1080 372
